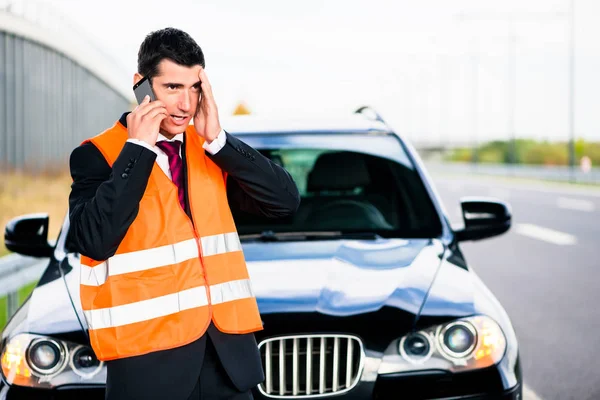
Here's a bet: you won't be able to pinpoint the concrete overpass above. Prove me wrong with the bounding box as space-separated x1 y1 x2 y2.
0 1 133 172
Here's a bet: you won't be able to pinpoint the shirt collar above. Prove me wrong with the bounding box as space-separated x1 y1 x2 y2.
119 112 185 143
157 132 184 143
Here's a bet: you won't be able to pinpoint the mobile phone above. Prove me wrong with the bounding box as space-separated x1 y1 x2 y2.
133 76 157 105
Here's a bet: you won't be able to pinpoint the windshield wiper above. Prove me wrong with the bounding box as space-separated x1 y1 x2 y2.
239 230 380 242
239 231 341 242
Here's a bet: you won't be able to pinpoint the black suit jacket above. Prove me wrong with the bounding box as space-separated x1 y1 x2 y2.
67 113 300 396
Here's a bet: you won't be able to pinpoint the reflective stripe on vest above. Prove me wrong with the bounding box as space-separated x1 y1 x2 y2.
80 232 242 287
201 232 242 257
83 279 254 330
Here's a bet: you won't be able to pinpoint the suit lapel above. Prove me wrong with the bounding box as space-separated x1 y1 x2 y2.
181 135 193 221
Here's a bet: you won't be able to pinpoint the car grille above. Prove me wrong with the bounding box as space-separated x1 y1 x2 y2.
258 334 364 398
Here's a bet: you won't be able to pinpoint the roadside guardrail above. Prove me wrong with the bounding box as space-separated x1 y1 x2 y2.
0 253 48 324
425 162 600 185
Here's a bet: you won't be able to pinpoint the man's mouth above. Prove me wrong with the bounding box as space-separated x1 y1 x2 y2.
171 115 188 121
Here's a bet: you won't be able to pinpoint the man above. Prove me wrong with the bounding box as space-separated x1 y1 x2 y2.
67 27 300 400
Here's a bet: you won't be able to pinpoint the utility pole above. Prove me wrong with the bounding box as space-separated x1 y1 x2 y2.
507 19 517 164
568 0 576 181
456 9 570 167
438 54 446 152
470 43 479 164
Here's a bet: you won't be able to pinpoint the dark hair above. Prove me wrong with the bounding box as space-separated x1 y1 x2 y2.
137 27 205 79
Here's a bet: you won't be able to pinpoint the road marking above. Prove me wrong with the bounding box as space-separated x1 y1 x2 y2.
514 223 577 246
488 187 511 200
524 383 543 400
557 197 595 212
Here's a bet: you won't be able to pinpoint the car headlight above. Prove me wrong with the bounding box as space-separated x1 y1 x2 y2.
1 333 105 388
379 315 507 374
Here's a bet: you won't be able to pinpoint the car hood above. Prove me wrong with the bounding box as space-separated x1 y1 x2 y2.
243 237 444 317
5 238 446 343
1 256 88 344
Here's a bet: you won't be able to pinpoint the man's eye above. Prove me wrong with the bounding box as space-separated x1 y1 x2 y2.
167 85 178 90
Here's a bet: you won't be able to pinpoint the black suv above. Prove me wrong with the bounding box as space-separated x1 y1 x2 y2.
1 108 521 399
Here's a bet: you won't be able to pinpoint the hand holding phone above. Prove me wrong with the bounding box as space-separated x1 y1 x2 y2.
128 77 167 146
133 76 157 105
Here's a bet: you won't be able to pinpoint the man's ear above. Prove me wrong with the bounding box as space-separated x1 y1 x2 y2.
133 73 143 86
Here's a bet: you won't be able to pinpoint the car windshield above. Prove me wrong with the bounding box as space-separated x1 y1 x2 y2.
231 132 443 240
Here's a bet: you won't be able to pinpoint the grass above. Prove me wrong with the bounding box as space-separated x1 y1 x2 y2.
19 281 39 303
0 170 70 329
0 296 6 329
0 170 72 257
445 138 600 166
0 281 39 330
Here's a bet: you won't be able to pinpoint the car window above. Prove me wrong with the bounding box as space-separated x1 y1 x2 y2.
231 134 443 238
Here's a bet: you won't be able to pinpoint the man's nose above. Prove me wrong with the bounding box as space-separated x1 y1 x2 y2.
178 91 191 112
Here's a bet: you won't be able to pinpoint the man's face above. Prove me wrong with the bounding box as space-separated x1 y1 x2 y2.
146 59 202 136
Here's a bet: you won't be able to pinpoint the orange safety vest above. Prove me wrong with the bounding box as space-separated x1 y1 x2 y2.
78 120 263 361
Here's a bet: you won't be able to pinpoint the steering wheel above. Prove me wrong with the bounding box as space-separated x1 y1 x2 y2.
304 199 393 230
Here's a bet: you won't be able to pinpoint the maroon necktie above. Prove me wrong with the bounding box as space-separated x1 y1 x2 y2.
155 140 186 211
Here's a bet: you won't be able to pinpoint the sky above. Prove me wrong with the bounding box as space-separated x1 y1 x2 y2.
9 0 600 146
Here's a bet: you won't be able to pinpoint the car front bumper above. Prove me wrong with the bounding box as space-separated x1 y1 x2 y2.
1 354 521 400
0 382 521 400
0 384 521 400
0 382 105 400
251 381 521 400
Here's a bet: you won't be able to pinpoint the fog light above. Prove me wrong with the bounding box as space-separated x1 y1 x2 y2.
70 345 103 378
439 321 477 358
74 347 97 368
399 332 432 363
27 339 65 375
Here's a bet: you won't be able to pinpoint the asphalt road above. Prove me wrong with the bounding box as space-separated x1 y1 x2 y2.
429 172 600 400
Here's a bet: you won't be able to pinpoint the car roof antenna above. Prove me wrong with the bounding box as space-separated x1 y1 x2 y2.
354 106 388 127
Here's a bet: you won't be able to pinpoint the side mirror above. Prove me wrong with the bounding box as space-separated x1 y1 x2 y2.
4 213 54 257
454 197 511 242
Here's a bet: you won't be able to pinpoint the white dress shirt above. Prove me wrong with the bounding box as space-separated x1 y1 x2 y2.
126 129 226 180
